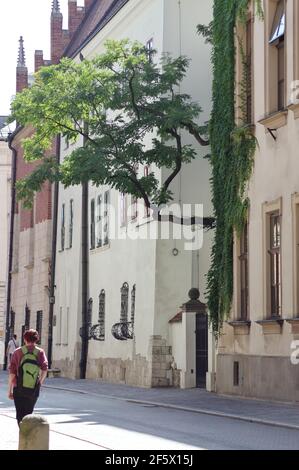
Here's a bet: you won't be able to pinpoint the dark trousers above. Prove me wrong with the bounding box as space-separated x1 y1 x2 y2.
13 387 39 426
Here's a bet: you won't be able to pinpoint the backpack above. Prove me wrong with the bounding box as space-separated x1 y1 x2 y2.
17 346 40 397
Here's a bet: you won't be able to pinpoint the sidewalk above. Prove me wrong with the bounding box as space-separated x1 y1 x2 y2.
0 414 105 450
40 375 299 430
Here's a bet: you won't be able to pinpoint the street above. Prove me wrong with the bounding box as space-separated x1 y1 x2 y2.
1 375 299 450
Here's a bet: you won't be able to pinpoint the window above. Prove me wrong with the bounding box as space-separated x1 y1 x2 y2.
131 196 138 220
146 38 154 63
269 212 281 316
120 283 129 323
61 204 65 251
90 199 95 250
103 191 109 246
98 289 105 340
144 166 150 217
269 0 285 111
233 362 240 386
239 223 249 320
69 200 73 249
9 308 15 338
97 195 102 247
120 193 126 226
36 311 43 345
87 298 93 325
25 304 30 331
131 285 136 327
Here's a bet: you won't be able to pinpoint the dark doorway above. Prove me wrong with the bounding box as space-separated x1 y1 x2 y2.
196 314 208 388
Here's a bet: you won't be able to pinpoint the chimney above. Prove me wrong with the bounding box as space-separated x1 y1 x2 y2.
34 50 44 72
68 0 85 38
16 36 28 93
51 0 63 64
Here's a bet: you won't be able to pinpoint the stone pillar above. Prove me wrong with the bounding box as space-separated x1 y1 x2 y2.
180 288 207 389
19 415 49 450
180 311 196 389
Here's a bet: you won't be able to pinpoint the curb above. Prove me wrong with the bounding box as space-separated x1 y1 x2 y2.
44 384 299 432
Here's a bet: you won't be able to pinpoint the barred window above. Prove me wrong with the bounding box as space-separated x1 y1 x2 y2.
120 283 129 323
36 311 43 345
25 304 30 331
98 289 105 339
131 285 136 326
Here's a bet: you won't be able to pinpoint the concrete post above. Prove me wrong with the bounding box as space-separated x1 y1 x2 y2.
19 414 49 450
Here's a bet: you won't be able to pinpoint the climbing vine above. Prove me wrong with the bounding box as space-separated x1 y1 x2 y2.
205 0 263 336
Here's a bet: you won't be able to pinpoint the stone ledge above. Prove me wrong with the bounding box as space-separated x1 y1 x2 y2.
256 318 284 335
258 109 288 130
228 320 251 336
288 103 299 119
285 318 299 335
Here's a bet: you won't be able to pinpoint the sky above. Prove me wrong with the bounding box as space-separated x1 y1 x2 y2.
0 0 85 116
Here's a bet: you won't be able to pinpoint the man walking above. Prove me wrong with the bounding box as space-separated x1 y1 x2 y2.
6 334 19 370
7 329 48 425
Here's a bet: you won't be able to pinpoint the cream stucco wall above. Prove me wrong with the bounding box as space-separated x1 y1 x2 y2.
217 0 299 401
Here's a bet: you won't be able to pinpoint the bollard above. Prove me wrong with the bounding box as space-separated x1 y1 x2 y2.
18 414 49 450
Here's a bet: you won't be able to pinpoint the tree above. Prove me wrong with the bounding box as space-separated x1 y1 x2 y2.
11 39 213 227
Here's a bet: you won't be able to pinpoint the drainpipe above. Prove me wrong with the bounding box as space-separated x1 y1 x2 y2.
79 51 89 379
80 180 89 379
3 127 21 369
47 134 60 368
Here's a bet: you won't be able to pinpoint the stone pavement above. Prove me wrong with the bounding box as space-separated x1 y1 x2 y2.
39 375 299 430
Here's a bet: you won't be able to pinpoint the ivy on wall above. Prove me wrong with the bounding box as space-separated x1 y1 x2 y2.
206 0 262 336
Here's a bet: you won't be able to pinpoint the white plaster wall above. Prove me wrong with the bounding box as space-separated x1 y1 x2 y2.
53 137 83 367
0 141 11 364
54 0 214 379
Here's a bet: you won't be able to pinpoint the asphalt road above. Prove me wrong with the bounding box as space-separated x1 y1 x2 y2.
1 384 299 450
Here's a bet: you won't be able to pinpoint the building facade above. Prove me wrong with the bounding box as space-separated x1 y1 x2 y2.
52 0 215 389
217 0 299 402
8 1 90 357
0 126 11 366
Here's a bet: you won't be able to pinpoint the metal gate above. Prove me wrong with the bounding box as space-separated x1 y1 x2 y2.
196 314 208 388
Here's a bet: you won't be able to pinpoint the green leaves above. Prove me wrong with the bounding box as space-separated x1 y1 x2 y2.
207 0 261 336
11 39 208 211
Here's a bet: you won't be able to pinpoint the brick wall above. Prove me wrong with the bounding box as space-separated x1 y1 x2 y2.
68 1 85 38
34 50 44 72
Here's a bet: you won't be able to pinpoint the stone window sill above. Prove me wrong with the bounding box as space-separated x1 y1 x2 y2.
90 243 110 254
288 103 299 119
258 109 288 131
256 318 284 334
285 318 299 334
228 320 251 335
